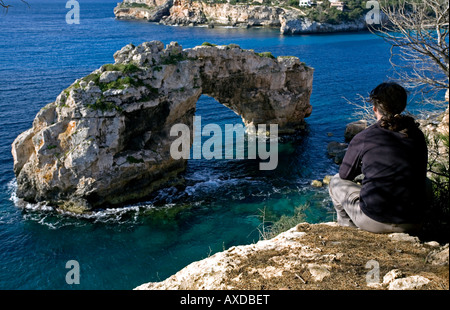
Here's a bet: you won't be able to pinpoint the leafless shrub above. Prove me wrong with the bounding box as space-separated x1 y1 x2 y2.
370 0 449 107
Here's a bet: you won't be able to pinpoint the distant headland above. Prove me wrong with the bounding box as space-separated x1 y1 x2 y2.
113 0 369 34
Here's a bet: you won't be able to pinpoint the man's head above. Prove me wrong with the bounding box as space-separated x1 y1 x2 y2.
369 82 407 120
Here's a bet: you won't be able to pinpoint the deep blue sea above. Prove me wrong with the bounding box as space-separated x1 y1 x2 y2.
0 0 425 289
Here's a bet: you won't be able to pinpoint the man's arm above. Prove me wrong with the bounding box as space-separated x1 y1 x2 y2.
339 135 364 181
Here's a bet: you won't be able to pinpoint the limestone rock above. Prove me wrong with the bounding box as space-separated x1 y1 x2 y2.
426 244 449 266
114 0 173 21
383 269 404 285
161 0 284 27
425 241 441 247
311 180 323 187
11 41 314 211
381 269 432 290
344 119 367 142
437 106 449 136
322 175 332 185
280 14 367 35
99 71 122 84
388 233 420 243
388 275 430 290
327 141 348 164
327 141 348 156
114 0 285 27
307 263 331 282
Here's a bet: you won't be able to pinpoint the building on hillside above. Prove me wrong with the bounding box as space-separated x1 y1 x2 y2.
330 1 345 10
299 0 313 6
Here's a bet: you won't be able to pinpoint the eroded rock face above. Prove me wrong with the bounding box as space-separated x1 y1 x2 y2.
114 0 173 21
280 14 366 35
161 0 284 27
11 41 313 211
114 0 285 27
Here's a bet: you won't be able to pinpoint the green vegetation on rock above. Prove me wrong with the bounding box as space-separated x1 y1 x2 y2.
258 204 308 240
86 97 123 112
160 53 192 65
201 42 218 47
83 72 101 84
126 155 144 164
99 76 145 92
118 2 152 9
102 63 141 74
256 51 276 59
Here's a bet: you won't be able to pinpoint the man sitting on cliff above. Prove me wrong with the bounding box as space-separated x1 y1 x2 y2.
329 82 428 234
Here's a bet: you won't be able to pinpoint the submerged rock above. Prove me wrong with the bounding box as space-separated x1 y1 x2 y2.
326 119 367 164
327 141 348 164
11 41 314 211
322 175 333 185
311 180 323 187
344 119 367 142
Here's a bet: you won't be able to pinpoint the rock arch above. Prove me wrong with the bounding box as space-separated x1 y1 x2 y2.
12 41 313 212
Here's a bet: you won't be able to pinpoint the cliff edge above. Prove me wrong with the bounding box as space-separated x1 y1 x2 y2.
135 222 449 290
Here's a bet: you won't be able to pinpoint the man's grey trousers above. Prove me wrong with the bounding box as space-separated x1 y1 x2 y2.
328 174 420 233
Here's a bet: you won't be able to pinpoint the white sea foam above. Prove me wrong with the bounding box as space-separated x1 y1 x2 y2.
7 178 168 226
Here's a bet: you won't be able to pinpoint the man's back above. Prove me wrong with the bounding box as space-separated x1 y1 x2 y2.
340 122 428 224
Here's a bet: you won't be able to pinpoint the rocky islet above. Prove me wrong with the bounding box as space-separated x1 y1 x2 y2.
11 41 314 212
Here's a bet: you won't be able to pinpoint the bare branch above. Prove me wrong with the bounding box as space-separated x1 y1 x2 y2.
1 0 30 12
368 0 449 105
343 95 378 124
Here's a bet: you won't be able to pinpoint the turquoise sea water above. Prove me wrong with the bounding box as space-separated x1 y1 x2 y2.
0 0 423 290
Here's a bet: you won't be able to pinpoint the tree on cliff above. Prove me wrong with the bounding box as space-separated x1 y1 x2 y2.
370 0 449 106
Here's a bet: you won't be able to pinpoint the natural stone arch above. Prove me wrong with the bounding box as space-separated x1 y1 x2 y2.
12 41 314 212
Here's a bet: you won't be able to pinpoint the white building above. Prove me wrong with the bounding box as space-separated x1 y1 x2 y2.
330 1 345 11
299 0 313 6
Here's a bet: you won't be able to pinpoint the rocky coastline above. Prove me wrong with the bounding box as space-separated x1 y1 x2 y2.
113 0 368 34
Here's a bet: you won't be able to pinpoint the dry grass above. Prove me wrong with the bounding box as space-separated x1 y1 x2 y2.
224 224 449 290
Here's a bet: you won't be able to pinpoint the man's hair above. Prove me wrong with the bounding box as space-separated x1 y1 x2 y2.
368 82 418 135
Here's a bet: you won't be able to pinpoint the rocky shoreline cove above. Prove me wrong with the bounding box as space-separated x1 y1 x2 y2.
113 0 367 34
